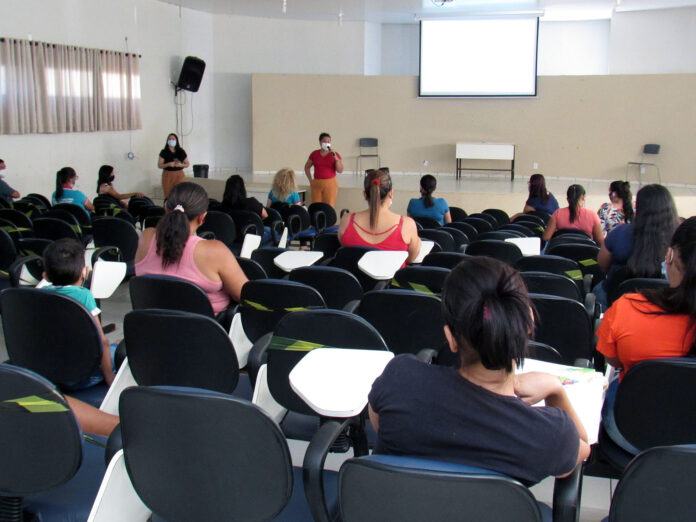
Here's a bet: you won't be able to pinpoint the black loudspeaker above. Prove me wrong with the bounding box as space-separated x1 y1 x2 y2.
643 144 660 155
177 56 206 92
193 164 209 178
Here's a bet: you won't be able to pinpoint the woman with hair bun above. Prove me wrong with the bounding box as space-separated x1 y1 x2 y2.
338 168 421 264
407 174 451 226
542 184 604 245
52 167 94 215
598 180 633 235
368 256 589 486
134 182 248 313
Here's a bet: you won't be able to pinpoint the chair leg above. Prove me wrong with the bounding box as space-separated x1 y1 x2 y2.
0 496 24 522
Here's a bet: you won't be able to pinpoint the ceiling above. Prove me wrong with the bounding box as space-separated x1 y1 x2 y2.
157 0 696 22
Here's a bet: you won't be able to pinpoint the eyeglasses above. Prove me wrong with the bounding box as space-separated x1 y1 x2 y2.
365 167 390 176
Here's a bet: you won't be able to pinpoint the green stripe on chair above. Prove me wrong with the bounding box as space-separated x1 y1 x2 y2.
2 394 69 413
564 269 583 280
579 258 598 267
268 335 325 352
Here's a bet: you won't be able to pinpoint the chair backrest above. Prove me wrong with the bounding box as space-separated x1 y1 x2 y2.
240 279 326 342
359 137 378 149
608 445 696 522
553 228 592 239
529 293 594 364
119 386 293 522
482 208 510 227
16 237 52 257
468 212 498 228
236 256 268 280
545 243 602 286
547 235 597 249
92 216 139 263
515 214 546 227
312 232 341 260
412 216 441 230
26 193 52 209
446 221 478 241
356 289 446 356
525 210 552 224
282 205 312 233
308 202 338 227
124 309 239 393
610 277 668 306
520 271 582 302
0 364 82 496
448 206 468 222
93 194 123 210
0 227 17 270
525 341 563 364
52 203 91 228
0 288 102 385
330 245 381 292
514 255 584 285
33 216 81 242
266 309 388 415
478 230 524 241
289 266 363 309
466 240 523 266
197 210 237 249
614 358 696 450
419 228 456 252
499 224 533 237
440 226 469 247
128 197 154 224
339 455 543 522
226 209 265 237
462 216 494 234
422 251 468 269
392 265 450 295
11 200 43 219
129 274 215 318
249 246 289 279
0 208 33 230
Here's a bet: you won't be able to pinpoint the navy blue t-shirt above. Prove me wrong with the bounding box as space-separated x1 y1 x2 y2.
368 355 579 485
526 193 559 216
605 223 634 277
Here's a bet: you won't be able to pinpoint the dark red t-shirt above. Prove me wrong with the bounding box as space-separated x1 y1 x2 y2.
309 149 341 180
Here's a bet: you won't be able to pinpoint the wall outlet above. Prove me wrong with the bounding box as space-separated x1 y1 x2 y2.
533 162 539 170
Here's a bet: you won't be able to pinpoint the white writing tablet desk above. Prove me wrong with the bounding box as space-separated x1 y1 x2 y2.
357 250 408 280
289 348 394 418
273 250 324 272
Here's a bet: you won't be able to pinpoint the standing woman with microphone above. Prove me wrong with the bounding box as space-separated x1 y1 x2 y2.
304 132 344 207
158 132 190 199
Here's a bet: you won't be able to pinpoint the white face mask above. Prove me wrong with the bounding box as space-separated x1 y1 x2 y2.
321 142 331 151
168 139 177 148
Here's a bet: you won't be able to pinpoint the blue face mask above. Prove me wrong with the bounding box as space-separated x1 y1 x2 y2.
661 260 668 282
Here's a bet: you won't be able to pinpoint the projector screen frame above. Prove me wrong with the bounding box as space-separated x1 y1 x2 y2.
418 17 540 99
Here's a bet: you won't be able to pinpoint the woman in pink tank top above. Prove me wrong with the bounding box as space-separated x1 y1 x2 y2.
338 168 421 264
134 182 248 315
542 184 604 247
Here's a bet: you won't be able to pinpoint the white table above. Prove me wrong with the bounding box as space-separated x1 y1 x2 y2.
517 359 607 445
357 250 408 280
505 237 541 257
413 240 435 264
289 348 394 418
456 142 515 181
273 250 324 272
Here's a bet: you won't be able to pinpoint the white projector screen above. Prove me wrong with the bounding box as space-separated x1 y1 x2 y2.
419 18 539 97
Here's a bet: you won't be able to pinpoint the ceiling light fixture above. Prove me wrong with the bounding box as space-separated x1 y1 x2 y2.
282 0 287 14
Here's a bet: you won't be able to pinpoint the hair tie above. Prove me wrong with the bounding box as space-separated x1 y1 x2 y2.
483 305 491 321
173 204 185 213
371 178 381 187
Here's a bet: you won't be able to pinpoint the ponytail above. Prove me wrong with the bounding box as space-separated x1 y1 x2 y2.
55 167 76 200
566 184 586 223
364 169 393 228
420 174 437 208
155 182 208 268
619 181 634 223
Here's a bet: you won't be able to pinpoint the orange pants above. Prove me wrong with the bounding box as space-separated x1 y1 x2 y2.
310 176 338 207
162 169 185 199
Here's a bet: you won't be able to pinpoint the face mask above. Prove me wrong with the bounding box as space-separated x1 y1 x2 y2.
321 142 331 151
168 139 177 147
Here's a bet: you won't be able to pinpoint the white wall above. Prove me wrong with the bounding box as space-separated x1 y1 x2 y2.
381 24 420 75
538 20 610 75
0 0 216 199
364 22 382 75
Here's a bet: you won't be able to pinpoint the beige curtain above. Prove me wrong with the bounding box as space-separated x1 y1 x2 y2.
0 38 141 134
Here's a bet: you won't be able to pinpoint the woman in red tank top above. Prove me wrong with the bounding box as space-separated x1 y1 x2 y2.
339 168 421 264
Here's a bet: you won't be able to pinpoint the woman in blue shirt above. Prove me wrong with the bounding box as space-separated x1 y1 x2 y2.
52 166 94 214
407 174 451 226
267 167 302 206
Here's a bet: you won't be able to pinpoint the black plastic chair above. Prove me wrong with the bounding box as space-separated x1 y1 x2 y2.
129 274 216 318
526 210 552 224
92 216 139 275
226 209 265 239
521 271 583 302
419 228 456 252
482 208 510 227
236 256 268 280
412 216 441 230
127 196 154 225
446 221 479 242
608 276 669 307
546 235 597 250
500 223 533 237
590 358 696 476
515 214 546 230
197 210 237 250
26 193 52 209
313 232 341 261
0 288 107 406
515 255 588 294
142 215 161 229
392 265 450 295
33 216 82 243
546 243 603 287
249 246 289 280
0 208 33 234
10 200 43 219
466 240 523 266
15 237 51 257
478 230 524 240
118 385 339 522
463 216 494 234
530 293 595 365
356 289 446 361
124 309 241 395
525 341 563 364
422 251 468 269
449 206 468 222
605 445 696 522
289 266 363 310
93 193 123 212
440 225 469 247
281 205 317 244
338 454 582 522
0 364 107 522
53 203 92 236
468 212 498 228
330 245 386 292
309 202 339 231
553 228 592 239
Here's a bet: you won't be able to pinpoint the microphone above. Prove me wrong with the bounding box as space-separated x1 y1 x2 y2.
327 145 335 156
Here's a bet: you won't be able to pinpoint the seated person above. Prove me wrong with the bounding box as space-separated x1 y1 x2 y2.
542 184 604 246
0 158 20 200
407 174 451 226
597 180 633 235
41 238 115 387
511 173 559 221
52 166 94 215
597 216 696 381
135 182 248 315
267 167 302 207
220 174 272 245
339 168 421 265
369 256 589 486
96 164 145 208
